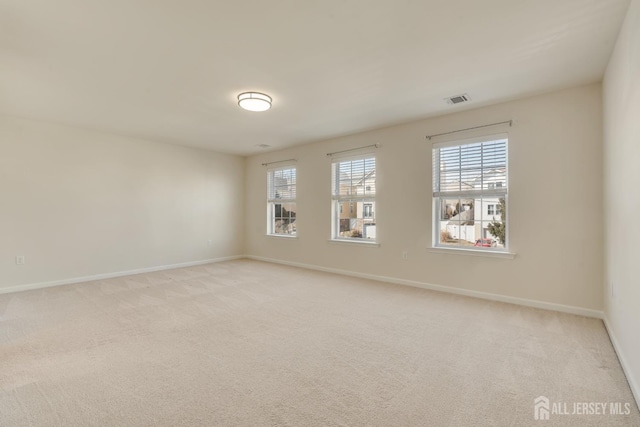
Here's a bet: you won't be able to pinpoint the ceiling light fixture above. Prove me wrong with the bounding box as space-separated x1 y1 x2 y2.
238 92 272 112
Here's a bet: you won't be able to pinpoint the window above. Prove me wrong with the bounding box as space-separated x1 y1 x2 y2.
331 155 376 241
432 134 507 250
363 203 373 218
267 167 296 236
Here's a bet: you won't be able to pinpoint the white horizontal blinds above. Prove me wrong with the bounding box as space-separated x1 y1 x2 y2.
433 137 507 198
268 167 296 202
332 156 376 199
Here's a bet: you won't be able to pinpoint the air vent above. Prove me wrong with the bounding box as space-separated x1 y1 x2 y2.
445 94 471 105
256 144 271 149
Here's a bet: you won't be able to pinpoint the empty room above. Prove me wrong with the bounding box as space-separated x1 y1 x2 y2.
1 0 639 426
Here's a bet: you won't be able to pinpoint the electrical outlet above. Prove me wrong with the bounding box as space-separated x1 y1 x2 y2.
208 239 213 246
16 255 25 265
402 251 408 260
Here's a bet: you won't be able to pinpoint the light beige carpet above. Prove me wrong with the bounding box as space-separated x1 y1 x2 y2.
1 259 638 426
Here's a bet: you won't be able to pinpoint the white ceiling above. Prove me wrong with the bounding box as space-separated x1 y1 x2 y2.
0 0 630 155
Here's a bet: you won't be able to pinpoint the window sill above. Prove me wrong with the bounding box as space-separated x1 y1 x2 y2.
427 246 516 259
265 234 298 239
328 239 380 247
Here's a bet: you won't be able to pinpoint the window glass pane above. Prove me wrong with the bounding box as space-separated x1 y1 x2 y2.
273 202 296 235
439 198 459 246
438 197 480 247
486 198 506 247
336 199 376 240
474 222 496 248
440 218 461 246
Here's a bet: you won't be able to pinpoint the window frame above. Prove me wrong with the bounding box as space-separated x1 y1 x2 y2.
431 133 509 253
330 153 377 243
266 165 297 237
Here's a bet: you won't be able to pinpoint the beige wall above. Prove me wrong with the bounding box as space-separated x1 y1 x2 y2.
246 84 604 311
603 0 640 403
0 115 245 290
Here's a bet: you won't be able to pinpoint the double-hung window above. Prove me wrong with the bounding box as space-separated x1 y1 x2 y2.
331 155 376 241
267 166 297 236
432 134 508 251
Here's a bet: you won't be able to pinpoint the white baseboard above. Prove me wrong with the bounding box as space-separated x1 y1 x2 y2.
603 316 640 411
251 254 637 409
4 253 633 408
248 254 640 410
246 255 604 319
0 255 245 295
8 253 603 319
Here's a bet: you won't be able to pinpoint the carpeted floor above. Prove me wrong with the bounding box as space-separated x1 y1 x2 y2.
1 259 638 426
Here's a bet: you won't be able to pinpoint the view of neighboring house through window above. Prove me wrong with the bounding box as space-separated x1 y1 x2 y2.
432 134 508 250
267 166 296 236
331 155 376 241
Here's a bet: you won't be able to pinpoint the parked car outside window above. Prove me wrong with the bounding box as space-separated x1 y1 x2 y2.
474 238 496 247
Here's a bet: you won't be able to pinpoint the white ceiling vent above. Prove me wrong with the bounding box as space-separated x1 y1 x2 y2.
445 94 471 105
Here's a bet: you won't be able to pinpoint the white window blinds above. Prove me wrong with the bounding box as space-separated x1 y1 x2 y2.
433 135 507 197
268 167 296 202
332 156 376 199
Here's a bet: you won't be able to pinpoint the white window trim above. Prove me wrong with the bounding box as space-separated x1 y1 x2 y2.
427 246 515 259
265 234 298 239
327 239 380 247
431 133 510 253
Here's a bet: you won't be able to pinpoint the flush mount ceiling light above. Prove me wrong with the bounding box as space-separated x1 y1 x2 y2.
237 92 272 112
